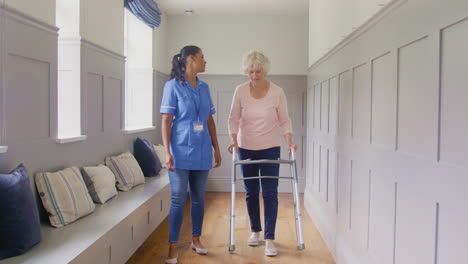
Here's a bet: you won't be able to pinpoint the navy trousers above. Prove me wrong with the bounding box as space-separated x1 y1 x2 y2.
239 146 280 240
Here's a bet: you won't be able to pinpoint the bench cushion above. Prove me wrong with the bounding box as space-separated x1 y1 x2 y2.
105 152 145 191
153 144 166 168
82 165 118 204
0 164 42 260
134 138 162 177
35 167 95 228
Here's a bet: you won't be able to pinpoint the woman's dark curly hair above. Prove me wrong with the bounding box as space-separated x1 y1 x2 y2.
170 45 201 82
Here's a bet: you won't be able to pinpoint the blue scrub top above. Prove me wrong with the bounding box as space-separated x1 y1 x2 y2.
160 78 216 170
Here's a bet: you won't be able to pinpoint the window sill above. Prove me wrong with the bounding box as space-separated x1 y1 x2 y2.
0 146 8 153
55 135 88 144
123 126 156 134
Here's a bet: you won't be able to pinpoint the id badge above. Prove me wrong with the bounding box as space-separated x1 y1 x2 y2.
193 121 204 131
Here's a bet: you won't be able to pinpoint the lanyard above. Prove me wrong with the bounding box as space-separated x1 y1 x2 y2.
183 81 201 121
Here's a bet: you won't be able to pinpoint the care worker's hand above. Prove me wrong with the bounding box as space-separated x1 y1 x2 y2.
165 152 174 172
213 149 222 168
227 143 238 154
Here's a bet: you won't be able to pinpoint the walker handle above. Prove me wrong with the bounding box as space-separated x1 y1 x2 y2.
290 147 296 161
232 146 237 162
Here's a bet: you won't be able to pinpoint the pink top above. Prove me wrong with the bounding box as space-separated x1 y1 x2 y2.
228 81 293 150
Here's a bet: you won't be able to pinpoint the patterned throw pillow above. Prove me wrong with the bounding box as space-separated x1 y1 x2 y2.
81 165 118 204
35 167 95 228
105 152 145 191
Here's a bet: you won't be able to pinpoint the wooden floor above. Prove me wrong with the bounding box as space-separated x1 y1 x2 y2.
127 192 335 264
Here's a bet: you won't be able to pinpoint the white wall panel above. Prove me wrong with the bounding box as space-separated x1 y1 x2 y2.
305 1 468 263
320 81 330 133
327 150 337 206
371 52 397 149
352 63 371 142
336 156 351 234
397 37 438 160
105 78 123 133
5 55 50 141
439 18 468 168
314 84 321 129
313 143 321 192
319 146 328 200
368 169 395 264
395 175 435 264
86 73 104 133
349 160 370 251
329 76 339 135
338 71 352 139
437 172 468 263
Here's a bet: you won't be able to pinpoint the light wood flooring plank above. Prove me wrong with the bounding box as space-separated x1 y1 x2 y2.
127 192 335 264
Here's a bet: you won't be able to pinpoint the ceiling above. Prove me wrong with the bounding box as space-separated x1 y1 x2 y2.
156 0 309 15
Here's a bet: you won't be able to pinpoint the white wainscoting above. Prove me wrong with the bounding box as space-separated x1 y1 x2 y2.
0 5 163 221
305 0 468 263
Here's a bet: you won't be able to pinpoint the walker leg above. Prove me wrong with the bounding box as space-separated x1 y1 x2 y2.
229 180 236 252
229 149 237 252
290 159 305 250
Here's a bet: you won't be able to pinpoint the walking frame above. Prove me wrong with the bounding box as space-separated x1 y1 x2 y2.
228 147 305 252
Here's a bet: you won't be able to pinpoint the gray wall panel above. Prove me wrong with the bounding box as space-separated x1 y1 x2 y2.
371 52 397 150
397 36 438 160
5 54 50 141
105 77 123 133
352 63 371 143
86 73 104 134
367 168 395 264
329 76 338 136
338 71 352 139
321 80 330 133
304 1 468 263
439 18 468 168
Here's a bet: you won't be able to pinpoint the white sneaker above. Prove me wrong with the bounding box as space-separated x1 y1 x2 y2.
265 240 278 256
247 232 260 246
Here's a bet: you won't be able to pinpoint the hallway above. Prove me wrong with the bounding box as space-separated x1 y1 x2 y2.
127 192 335 264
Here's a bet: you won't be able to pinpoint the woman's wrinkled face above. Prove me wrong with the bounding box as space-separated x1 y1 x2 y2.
190 50 206 73
248 66 265 83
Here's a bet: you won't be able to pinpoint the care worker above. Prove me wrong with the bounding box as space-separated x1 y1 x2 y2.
160 45 222 264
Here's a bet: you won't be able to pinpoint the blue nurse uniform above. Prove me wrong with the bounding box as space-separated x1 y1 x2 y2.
160 78 216 170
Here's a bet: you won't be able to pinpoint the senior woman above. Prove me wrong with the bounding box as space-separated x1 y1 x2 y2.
161 45 222 264
227 50 297 257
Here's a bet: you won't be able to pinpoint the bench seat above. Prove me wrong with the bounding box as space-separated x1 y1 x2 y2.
2 170 170 264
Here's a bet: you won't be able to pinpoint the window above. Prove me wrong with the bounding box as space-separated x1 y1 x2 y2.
56 0 83 141
124 9 154 131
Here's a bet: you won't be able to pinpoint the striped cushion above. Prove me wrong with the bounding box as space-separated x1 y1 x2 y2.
105 152 145 191
35 167 95 228
81 165 117 204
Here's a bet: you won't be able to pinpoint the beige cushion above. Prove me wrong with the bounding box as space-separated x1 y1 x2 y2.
153 144 166 168
105 152 145 191
82 165 118 204
35 167 95 228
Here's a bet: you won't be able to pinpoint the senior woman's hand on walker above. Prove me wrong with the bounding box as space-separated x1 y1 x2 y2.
227 143 239 154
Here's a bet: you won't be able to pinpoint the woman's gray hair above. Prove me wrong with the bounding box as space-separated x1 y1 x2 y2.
241 50 271 74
